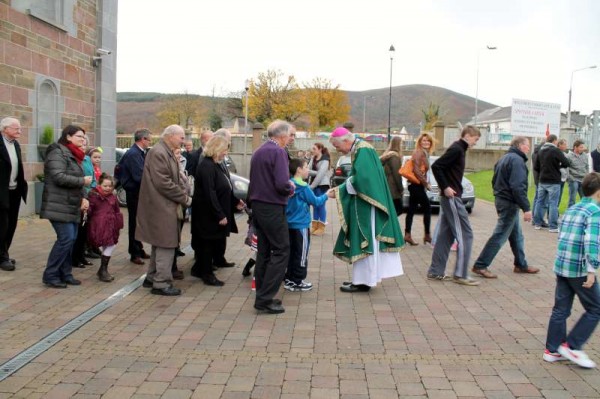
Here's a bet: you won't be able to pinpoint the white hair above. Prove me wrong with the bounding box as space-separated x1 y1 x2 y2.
161 124 184 138
267 120 293 138
0 117 19 132
329 131 354 145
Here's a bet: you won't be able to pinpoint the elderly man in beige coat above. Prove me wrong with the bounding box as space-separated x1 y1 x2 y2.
136 125 192 296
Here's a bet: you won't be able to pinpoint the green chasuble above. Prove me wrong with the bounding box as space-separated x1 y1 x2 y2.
333 139 404 263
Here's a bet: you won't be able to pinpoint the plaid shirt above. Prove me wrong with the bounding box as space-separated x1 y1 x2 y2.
555 197 600 278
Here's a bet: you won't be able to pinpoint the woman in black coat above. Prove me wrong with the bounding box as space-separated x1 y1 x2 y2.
190 136 243 286
40 125 92 288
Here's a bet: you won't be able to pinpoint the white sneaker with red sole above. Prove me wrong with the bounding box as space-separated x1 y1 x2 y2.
543 349 567 363
557 343 596 368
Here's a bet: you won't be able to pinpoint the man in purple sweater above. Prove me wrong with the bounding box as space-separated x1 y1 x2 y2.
248 120 295 314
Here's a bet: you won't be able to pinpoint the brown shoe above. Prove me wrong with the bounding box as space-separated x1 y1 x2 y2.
514 266 540 274
130 257 145 265
404 233 418 246
172 269 184 280
471 267 498 279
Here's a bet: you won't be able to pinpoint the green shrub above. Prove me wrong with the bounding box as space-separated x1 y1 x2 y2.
40 125 54 145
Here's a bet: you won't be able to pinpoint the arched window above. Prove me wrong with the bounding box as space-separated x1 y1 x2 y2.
37 79 59 160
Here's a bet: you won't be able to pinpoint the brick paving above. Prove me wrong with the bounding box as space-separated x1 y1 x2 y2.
0 200 599 398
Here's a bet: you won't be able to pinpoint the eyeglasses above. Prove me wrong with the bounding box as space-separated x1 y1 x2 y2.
73 134 86 139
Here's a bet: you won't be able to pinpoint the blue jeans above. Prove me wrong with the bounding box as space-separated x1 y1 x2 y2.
533 183 560 229
474 198 527 270
546 275 600 352
312 186 328 222
568 181 584 208
43 221 78 283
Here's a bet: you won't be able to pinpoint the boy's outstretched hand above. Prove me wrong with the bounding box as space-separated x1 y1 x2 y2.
326 189 336 199
583 272 596 288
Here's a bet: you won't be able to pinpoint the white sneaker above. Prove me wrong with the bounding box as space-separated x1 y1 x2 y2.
534 225 542 230
557 343 597 368
543 349 567 363
301 280 313 288
549 228 559 233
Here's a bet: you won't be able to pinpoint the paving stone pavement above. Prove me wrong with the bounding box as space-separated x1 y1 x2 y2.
0 200 599 398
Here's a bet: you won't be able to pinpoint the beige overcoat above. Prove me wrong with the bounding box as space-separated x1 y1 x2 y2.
135 139 188 248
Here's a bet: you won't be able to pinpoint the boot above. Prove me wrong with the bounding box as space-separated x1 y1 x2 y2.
242 258 255 277
97 255 114 282
423 233 432 244
310 220 319 235
404 232 418 246
313 221 326 236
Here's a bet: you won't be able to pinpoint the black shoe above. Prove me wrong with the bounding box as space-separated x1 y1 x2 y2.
151 286 182 296
340 284 371 293
44 280 67 289
214 261 235 268
142 279 153 288
10 258 16 265
172 269 184 280
64 277 81 286
254 302 285 314
0 260 15 271
85 251 100 259
81 258 93 266
202 275 224 286
176 249 185 257
73 262 86 269
342 281 352 286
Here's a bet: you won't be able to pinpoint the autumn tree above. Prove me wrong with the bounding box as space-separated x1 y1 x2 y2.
421 102 441 131
247 70 303 124
156 93 208 131
302 77 349 131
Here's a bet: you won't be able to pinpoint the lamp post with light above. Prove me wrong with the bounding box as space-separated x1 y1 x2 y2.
474 45 497 126
387 45 395 142
243 79 250 175
568 65 596 127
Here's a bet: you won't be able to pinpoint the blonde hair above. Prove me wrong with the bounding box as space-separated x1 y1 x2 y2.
204 136 229 158
416 132 435 152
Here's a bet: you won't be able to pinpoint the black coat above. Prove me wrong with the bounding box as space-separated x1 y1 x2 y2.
0 137 27 210
119 144 146 193
40 143 86 223
191 157 238 246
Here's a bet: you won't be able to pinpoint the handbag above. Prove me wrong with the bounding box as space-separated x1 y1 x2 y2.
399 158 420 184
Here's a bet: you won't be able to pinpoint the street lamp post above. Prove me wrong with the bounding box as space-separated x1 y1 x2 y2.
243 79 250 176
568 65 596 127
387 45 395 142
474 45 497 126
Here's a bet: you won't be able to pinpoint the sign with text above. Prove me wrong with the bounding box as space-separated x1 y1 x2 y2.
510 98 561 137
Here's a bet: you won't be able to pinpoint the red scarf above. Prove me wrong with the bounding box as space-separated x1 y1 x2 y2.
95 186 112 197
65 142 85 164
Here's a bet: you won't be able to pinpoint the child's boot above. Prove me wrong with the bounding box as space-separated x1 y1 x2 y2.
242 258 255 277
310 220 319 235
313 221 326 236
97 255 114 282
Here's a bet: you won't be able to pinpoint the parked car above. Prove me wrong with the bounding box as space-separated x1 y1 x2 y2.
329 154 475 213
400 155 475 213
330 155 352 187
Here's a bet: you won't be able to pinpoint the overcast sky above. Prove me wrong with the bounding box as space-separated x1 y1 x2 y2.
116 0 599 114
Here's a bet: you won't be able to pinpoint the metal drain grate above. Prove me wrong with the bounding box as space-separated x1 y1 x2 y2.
0 275 145 381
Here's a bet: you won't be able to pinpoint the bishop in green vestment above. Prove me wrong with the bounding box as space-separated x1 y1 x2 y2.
329 127 404 293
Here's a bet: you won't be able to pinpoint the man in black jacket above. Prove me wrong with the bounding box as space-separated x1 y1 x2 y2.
118 128 152 265
533 134 570 232
0 117 27 271
472 137 539 278
427 125 481 286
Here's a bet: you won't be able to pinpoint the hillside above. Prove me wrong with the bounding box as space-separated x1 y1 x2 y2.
116 85 497 134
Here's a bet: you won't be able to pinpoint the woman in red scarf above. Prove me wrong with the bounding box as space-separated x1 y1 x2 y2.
40 125 92 288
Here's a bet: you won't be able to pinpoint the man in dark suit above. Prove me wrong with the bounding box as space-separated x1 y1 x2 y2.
0 117 28 271
118 128 152 265
185 130 213 176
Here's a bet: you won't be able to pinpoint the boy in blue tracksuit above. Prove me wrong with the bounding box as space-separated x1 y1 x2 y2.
285 158 330 291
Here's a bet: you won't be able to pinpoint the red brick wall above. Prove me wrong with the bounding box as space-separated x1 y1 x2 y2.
0 1 98 181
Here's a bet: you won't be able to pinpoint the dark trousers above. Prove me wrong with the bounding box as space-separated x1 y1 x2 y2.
43 221 78 283
212 237 227 266
546 276 600 352
0 189 21 262
191 237 217 278
252 201 289 307
405 183 431 234
285 227 310 284
126 190 144 259
71 216 87 264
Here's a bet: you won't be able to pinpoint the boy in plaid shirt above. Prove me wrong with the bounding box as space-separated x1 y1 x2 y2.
544 172 600 368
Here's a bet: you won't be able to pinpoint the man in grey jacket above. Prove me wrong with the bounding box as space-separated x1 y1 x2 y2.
567 140 589 207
